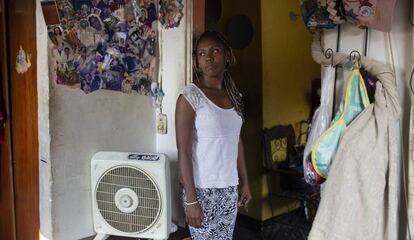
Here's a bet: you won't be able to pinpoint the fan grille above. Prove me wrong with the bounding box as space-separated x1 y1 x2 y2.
96 166 161 233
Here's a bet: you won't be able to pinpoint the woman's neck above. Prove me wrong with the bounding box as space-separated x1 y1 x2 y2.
198 74 224 90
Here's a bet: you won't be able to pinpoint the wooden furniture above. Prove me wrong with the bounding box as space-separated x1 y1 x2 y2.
263 124 319 223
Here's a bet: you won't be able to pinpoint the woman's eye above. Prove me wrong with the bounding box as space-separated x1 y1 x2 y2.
213 49 219 53
199 52 205 56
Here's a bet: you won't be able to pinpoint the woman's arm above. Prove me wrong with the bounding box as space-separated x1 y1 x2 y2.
237 138 252 210
175 95 203 228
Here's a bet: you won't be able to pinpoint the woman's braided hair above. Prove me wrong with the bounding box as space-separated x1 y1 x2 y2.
193 31 245 120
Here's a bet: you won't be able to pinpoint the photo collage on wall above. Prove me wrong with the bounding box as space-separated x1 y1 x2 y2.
158 0 184 29
41 0 184 98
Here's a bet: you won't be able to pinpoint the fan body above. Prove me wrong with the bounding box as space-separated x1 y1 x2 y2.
91 152 171 240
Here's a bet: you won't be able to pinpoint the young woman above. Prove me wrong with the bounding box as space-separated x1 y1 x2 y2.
175 31 251 239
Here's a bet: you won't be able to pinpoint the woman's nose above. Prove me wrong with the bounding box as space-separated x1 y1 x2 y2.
206 55 214 62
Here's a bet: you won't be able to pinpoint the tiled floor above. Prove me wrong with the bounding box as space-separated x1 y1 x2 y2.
262 208 311 240
84 209 311 240
84 224 260 240
82 227 190 240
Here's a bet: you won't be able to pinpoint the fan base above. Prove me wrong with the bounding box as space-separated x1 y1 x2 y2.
93 233 109 240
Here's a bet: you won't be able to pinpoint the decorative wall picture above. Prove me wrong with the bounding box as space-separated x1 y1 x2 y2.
41 0 61 26
16 45 32 74
41 0 174 99
158 0 184 29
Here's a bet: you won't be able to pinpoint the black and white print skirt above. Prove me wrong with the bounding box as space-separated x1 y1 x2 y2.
182 186 238 240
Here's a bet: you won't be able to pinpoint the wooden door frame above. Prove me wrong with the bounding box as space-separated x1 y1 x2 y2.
0 0 39 239
0 0 17 238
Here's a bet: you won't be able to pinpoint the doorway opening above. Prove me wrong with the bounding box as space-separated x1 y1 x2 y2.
193 0 322 238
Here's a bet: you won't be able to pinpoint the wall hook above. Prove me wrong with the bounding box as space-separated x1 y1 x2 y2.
324 48 334 66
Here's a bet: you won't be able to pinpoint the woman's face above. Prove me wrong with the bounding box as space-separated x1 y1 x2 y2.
54 27 61 35
196 36 227 78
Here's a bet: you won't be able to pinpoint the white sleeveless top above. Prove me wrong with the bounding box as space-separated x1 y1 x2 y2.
179 83 243 188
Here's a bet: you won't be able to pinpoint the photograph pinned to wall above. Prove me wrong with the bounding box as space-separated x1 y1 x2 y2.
108 55 125 72
52 41 73 63
91 7 102 16
123 0 138 22
55 63 80 86
128 28 140 43
159 0 184 28
109 1 122 13
123 54 140 72
145 29 157 55
76 27 96 47
121 72 134 94
63 28 82 49
101 70 124 91
78 18 90 30
137 2 157 28
115 32 127 48
129 38 146 57
114 20 128 32
94 1 112 20
131 0 141 21
41 0 61 26
103 15 120 30
136 76 152 95
80 71 102 94
112 6 126 21
76 50 100 78
47 25 64 46
100 52 113 71
62 45 74 62
88 14 105 32
56 0 77 24
52 42 78 86
73 0 93 18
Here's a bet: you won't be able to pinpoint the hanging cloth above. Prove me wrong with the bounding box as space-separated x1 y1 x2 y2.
309 32 401 240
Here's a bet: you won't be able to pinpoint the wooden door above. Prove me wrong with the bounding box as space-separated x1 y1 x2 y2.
193 0 205 37
1 0 39 239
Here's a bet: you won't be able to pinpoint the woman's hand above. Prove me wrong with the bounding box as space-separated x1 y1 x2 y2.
237 139 251 211
238 184 252 211
185 203 203 228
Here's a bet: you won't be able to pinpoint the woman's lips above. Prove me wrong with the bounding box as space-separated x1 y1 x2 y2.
205 64 217 70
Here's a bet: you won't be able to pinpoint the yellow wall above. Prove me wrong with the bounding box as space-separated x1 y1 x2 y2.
261 0 320 219
262 0 320 128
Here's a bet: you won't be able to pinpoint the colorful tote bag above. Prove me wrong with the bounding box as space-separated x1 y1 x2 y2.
311 68 370 179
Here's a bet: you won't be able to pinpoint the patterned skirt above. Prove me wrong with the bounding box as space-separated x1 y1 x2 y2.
182 186 238 240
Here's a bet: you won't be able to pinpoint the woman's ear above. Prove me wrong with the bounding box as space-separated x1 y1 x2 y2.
225 53 231 68
193 55 201 73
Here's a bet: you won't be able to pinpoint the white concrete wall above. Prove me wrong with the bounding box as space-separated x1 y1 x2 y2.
37 1 158 239
48 89 155 240
155 0 190 227
37 0 53 238
322 0 412 237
